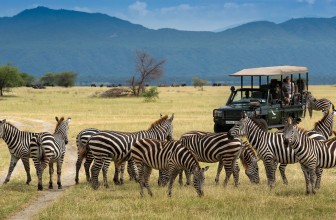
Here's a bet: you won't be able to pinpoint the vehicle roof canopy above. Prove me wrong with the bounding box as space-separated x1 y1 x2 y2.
229 65 308 77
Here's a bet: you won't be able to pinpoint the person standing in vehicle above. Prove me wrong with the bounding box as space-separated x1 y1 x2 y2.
282 76 295 100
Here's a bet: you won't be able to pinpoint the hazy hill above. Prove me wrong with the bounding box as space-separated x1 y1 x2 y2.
0 6 335 85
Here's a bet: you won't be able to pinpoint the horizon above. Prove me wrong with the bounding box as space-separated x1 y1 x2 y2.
0 0 336 31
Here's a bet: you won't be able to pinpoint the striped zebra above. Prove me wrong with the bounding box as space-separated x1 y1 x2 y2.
275 110 335 187
170 131 259 185
75 128 100 184
89 114 174 189
283 117 336 194
29 117 71 191
304 91 335 118
180 131 242 187
0 119 40 185
130 138 209 197
228 114 326 189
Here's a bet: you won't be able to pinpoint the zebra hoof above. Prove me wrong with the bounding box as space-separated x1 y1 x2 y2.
58 185 62 189
38 185 43 191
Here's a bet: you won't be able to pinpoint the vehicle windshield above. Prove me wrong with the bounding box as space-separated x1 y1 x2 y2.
231 89 267 104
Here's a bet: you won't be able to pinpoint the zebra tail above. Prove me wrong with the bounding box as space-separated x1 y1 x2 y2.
78 138 88 159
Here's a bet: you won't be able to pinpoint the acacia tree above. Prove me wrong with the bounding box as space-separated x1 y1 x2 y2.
192 76 207 91
0 65 23 96
130 50 165 96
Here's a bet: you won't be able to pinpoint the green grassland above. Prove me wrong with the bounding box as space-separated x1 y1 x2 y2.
1 85 336 219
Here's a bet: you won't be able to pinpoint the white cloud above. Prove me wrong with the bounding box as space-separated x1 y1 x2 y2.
128 1 148 16
223 2 254 9
160 4 192 13
297 0 316 4
74 7 92 13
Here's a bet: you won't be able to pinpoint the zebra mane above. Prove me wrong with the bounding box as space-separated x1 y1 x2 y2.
149 115 168 129
314 113 329 128
4 121 19 130
250 118 268 132
55 117 65 132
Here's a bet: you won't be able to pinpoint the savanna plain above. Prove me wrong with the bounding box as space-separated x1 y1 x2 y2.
1 85 336 220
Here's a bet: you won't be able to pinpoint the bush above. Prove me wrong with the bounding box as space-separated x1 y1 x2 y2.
142 87 159 102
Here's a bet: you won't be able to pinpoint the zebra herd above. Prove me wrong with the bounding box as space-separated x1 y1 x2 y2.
0 92 335 196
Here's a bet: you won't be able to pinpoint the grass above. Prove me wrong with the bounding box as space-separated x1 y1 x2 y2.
0 85 336 219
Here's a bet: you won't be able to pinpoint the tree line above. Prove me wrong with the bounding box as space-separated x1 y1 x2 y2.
0 64 77 96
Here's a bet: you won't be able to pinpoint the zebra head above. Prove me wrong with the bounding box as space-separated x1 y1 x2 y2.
228 113 249 138
158 170 170 187
283 117 299 148
240 142 260 184
192 166 209 197
55 117 71 145
0 119 6 138
155 114 174 141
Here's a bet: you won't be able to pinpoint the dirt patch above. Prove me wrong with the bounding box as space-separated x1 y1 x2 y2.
1 117 77 220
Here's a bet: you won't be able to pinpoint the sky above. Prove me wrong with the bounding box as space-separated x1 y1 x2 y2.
0 0 336 31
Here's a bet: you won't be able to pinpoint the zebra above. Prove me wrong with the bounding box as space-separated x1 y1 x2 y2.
89 114 174 189
29 117 71 191
179 131 242 187
163 131 259 185
228 114 325 189
275 110 335 187
0 119 41 185
75 128 100 184
304 91 335 118
129 138 209 197
283 117 336 194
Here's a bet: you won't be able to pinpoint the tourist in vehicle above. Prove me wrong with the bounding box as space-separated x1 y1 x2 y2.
282 76 295 100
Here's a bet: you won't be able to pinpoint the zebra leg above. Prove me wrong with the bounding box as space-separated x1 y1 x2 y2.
22 156 32 185
138 164 145 197
223 162 233 187
185 169 191 186
3 155 20 184
75 154 84 184
263 158 277 189
300 165 311 194
90 157 104 190
232 161 240 187
119 161 126 185
113 161 122 185
178 170 183 186
315 168 323 189
143 165 153 196
49 162 54 189
57 159 64 189
128 158 139 182
215 161 224 184
127 161 134 181
308 168 316 194
278 164 288 185
102 160 112 188
167 170 179 197
84 151 94 182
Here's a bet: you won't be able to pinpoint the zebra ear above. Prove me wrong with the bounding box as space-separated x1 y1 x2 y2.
1 119 6 123
55 116 59 122
241 111 247 118
288 117 293 125
160 113 163 118
169 113 174 121
67 118 71 123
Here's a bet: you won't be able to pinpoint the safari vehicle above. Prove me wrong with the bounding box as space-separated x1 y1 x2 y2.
213 66 308 132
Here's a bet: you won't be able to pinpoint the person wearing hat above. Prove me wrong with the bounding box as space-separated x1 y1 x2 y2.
282 76 295 104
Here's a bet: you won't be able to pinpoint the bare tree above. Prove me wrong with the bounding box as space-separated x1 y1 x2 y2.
130 50 165 96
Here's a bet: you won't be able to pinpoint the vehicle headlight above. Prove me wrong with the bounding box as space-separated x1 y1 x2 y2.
213 110 223 117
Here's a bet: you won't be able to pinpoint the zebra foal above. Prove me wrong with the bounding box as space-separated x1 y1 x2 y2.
130 138 209 197
283 117 336 194
304 91 335 118
29 117 71 191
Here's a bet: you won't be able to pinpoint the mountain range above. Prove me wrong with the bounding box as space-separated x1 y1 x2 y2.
0 6 336 85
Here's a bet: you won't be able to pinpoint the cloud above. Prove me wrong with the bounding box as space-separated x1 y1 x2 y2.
128 1 148 16
160 4 192 14
297 0 316 4
74 7 92 13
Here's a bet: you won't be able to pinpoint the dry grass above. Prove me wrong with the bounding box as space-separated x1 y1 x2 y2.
0 85 336 219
